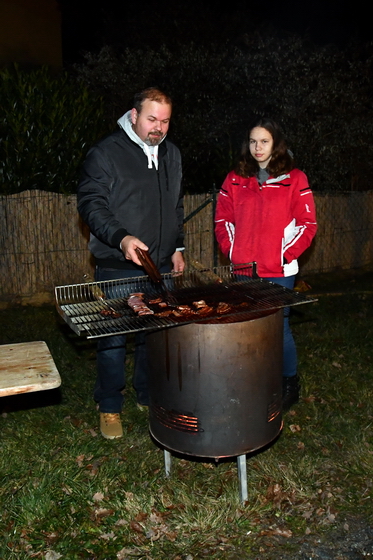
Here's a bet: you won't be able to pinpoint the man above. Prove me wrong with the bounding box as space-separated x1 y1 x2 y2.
78 87 185 439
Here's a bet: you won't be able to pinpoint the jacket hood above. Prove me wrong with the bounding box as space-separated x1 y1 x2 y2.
117 110 166 170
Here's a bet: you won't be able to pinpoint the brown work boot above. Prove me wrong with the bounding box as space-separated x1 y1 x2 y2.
100 412 123 439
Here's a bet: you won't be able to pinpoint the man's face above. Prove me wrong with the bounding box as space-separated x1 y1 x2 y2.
131 99 171 146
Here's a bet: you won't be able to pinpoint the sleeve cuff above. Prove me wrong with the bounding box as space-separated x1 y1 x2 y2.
112 228 130 249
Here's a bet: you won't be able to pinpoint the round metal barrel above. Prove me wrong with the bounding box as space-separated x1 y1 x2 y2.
147 309 283 458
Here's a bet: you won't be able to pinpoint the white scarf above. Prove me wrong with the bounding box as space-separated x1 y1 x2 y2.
117 110 166 170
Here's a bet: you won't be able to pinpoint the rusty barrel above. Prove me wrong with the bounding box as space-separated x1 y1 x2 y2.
146 309 283 458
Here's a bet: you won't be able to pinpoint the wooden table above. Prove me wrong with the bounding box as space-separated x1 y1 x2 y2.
0 341 61 397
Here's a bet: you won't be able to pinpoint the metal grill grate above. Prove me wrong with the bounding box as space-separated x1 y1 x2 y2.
55 264 317 338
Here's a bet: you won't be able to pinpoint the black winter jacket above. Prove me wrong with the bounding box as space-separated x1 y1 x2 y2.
77 129 183 270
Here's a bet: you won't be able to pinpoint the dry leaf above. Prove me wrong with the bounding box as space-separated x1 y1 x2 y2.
117 548 140 559
259 527 292 538
130 521 144 534
76 454 85 467
95 508 114 518
289 424 301 433
149 512 164 524
145 528 161 541
99 532 115 540
45 552 63 560
93 492 105 502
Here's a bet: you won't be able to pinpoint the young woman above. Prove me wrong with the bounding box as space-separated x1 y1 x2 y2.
215 117 317 410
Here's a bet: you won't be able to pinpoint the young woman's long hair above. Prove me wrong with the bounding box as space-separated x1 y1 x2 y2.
236 117 294 178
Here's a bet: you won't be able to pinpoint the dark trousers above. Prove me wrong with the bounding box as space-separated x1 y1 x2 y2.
94 265 169 412
266 275 297 378
95 329 149 413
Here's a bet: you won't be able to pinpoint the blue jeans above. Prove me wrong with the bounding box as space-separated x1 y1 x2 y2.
94 265 170 413
266 275 297 378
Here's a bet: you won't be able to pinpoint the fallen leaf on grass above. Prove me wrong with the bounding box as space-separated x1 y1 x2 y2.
259 527 293 538
325 513 336 523
93 492 105 502
117 547 142 559
332 361 342 368
45 552 62 560
99 531 116 540
145 527 162 541
302 509 313 519
42 532 59 544
86 460 101 476
289 424 301 433
265 484 297 507
130 521 144 534
94 508 114 519
149 511 166 524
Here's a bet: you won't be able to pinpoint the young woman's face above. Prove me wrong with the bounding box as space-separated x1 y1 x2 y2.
249 127 274 168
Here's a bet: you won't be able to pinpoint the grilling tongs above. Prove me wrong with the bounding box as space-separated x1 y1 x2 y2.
135 248 177 304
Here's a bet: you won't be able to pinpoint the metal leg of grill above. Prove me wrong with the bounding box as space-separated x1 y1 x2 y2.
237 454 248 503
164 449 247 502
164 449 172 477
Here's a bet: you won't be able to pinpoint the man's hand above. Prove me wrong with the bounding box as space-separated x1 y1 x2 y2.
171 251 185 274
120 235 148 266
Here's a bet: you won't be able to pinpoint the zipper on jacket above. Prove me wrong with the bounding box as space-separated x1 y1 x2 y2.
156 166 162 266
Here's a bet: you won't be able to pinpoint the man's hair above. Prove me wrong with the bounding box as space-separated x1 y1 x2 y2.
133 87 172 113
236 117 294 178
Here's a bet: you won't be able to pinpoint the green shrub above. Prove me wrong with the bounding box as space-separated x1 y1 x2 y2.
0 65 106 194
74 38 373 193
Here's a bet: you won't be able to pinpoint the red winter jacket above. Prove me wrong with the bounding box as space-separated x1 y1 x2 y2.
215 169 317 277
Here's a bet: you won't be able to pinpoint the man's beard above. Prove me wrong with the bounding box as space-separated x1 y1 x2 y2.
144 132 164 146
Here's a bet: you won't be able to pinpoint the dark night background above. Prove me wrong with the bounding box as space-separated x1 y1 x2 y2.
3 0 372 195
59 0 372 64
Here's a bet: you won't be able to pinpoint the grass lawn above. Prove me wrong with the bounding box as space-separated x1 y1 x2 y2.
0 268 372 559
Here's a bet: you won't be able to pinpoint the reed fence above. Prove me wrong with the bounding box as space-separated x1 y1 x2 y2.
1 190 373 304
